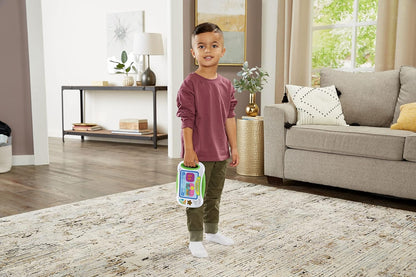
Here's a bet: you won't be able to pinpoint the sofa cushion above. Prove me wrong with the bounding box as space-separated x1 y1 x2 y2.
391 102 416 132
404 134 416 162
393 66 416 123
320 68 400 127
286 125 413 161
285 85 347 126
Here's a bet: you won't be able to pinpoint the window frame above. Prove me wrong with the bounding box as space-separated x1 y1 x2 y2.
312 0 377 73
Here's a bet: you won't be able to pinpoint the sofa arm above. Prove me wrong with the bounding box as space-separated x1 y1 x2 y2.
264 103 297 178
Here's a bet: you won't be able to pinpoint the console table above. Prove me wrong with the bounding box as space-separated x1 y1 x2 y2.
61 85 168 148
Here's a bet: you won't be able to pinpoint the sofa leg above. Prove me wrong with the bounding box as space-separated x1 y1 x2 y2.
266 176 284 185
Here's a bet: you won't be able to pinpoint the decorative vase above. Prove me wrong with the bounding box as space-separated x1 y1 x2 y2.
122 76 134 86
246 93 259 117
141 67 156 86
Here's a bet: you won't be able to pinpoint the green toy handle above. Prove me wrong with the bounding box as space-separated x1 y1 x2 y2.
180 162 202 170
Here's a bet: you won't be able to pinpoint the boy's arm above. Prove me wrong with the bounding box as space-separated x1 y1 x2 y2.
225 117 239 167
183 127 199 167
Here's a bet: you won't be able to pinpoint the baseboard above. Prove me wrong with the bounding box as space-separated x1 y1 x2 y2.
12 155 35 166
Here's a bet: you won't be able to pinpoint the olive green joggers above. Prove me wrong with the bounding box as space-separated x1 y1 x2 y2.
186 160 227 241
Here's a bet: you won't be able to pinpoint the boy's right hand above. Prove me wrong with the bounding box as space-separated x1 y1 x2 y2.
184 149 199 168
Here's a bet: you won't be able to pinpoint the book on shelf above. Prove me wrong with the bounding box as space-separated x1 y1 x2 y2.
111 129 153 135
72 123 102 131
72 123 97 127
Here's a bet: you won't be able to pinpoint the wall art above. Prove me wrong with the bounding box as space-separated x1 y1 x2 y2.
195 0 247 66
106 10 144 73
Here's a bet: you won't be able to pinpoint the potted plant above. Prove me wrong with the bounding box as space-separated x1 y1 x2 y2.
233 61 269 116
110 50 137 86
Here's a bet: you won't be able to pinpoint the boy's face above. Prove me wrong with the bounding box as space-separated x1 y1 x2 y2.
191 31 225 68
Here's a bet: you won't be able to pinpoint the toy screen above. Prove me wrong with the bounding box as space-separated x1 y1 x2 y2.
179 171 199 199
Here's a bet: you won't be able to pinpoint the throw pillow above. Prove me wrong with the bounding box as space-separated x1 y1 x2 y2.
320 68 400 127
286 84 348 126
392 66 416 123
391 102 416 132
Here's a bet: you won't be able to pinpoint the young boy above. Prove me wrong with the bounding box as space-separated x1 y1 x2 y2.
176 22 239 258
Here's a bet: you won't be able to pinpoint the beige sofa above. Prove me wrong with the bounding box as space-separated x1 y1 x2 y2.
264 66 416 200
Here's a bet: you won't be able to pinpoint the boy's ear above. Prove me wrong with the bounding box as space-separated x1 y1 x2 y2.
221 47 226 57
190 48 195 58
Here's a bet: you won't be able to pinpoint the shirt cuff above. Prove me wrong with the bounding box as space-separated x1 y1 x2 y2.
227 111 236 118
181 118 194 129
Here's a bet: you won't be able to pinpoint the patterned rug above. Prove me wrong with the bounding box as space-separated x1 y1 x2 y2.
1 179 415 276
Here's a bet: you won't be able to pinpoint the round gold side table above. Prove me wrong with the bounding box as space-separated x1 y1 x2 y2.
236 118 264 176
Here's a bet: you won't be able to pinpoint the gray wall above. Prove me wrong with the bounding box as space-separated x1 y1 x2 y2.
0 0 34 155
183 0 263 117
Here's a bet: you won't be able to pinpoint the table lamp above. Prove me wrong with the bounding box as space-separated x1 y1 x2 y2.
133 32 164 86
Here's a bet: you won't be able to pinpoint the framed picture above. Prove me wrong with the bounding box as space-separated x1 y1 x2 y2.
106 10 145 73
195 0 247 66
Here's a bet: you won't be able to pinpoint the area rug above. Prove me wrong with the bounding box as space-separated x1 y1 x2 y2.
0 180 415 276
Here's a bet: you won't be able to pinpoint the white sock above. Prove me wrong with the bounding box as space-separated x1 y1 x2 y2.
205 232 234 246
189 241 208 258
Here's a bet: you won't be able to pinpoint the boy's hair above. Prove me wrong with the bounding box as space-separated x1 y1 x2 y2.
192 22 223 38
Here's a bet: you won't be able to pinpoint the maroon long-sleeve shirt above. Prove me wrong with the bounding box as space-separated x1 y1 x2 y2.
176 73 237 161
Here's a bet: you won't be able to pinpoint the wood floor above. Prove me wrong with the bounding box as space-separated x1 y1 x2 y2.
0 138 415 217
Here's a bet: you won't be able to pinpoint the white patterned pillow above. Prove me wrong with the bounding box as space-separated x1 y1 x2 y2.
286 85 348 126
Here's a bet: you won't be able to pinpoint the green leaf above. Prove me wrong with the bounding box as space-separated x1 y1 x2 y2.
121 50 128 63
233 61 269 93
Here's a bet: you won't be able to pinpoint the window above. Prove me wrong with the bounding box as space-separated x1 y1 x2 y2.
312 0 378 86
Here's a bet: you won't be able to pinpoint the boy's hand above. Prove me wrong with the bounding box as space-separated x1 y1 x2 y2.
229 148 239 167
225 117 239 167
184 149 199 167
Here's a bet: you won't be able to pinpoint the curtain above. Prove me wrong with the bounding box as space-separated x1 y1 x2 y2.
375 0 416 71
275 0 313 103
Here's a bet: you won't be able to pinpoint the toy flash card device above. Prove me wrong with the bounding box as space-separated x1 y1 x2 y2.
176 161 206 208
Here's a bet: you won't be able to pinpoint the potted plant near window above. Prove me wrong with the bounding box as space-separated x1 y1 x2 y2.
110 50 137 86
233 61 269 116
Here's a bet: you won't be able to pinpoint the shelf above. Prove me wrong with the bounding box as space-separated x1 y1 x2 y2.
64 129 168 140
61 85 168 148
61 85 168 91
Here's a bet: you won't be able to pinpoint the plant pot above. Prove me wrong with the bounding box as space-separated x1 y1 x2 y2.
122 76 134 86
245 93 259 117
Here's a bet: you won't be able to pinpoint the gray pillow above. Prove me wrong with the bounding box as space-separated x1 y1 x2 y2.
320 68 400 127
392 66 416 123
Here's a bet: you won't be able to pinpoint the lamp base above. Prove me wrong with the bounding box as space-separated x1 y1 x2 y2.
141 67 156 86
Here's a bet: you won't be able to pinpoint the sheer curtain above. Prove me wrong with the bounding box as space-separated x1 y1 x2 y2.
375 0 416 71
274 0 313 103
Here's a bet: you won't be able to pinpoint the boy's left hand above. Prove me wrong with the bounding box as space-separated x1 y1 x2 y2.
229 149 239 167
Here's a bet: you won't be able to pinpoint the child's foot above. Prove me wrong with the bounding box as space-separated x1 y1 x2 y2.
189 241 208 258
205 232 234 246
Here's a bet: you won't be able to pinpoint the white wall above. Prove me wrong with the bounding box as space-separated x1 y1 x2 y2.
36 0 276 159
25 0 49 165
167 1 183 158
42 0 169 139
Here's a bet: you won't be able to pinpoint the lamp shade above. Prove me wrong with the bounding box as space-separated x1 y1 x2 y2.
133 33 164 55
